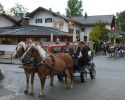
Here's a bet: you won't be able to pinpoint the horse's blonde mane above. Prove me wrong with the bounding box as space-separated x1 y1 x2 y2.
36 44 47 59
29 43 47 59
18 41 26 51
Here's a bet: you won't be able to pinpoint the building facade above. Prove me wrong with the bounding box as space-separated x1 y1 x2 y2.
0 7 115 44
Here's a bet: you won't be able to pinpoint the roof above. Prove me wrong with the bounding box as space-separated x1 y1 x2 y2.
27 7 84 26
0 13 17 24
0 25 71 36
27 7 68 20
72 15 115 25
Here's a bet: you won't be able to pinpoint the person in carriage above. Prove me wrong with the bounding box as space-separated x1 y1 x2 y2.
75 41 92 70
61 42 75 56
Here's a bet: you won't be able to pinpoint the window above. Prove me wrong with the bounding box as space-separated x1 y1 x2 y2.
35 19 42 23
76 30 80 34
84 36 87 41
68 28 74 34
81 28 85 32
45 18 52 23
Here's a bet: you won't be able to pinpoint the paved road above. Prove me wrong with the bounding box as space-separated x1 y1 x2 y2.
0 55 125 100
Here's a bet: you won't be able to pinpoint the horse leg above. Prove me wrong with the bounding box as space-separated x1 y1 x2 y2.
49 74 54 86
39 76 46 97
68 69 74 88
24 71 30 95
108 52 110 57
29 72 35 96
64 75 68 88
64 69 70 88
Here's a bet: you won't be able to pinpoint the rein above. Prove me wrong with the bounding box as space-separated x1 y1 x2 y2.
20 54 67 77
21 57 34 66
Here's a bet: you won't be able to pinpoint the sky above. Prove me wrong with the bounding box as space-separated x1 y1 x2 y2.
1 0 125 16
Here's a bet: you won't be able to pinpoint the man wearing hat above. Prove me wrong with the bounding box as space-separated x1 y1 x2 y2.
76 41 91 69
61 42 74 54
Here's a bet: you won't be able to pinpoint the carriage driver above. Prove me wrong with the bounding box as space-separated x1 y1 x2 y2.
76 41 91 68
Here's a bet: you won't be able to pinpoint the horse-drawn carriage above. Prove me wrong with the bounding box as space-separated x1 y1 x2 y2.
57 51 96 82
14 41 96 96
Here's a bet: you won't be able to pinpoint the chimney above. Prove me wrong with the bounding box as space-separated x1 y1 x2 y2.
85 12 88 18
49 8 52 11
57 12 60 14
21 17 29 26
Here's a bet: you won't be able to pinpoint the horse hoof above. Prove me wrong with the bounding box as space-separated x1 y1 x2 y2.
24 90 28 95
70 85 74 89
29 92 34 96
50 83 53 86
39 94 44 97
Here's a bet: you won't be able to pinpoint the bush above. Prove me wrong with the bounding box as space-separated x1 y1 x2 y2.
93 42 101 53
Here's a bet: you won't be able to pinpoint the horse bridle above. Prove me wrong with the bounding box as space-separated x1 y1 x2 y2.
21 57 34 66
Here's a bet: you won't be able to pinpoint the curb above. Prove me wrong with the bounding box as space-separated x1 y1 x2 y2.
0 62 21 65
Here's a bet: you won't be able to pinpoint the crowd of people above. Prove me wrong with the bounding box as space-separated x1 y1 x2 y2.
101 42 125 58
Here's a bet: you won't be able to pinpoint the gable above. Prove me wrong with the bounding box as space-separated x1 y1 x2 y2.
0 16 16 27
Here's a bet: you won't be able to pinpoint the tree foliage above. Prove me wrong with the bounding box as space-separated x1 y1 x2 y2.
66 0 83 17
9 3 28 16
116 11 125 32
0 3 4 13
89 21 110 42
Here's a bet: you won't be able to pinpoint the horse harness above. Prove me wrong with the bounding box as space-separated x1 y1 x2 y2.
43 55 67 76
22 54 65 73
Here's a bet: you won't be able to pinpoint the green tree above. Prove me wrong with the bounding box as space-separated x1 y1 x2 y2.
116 11 125 32
0 3 4 13
9 3 28 16
66 0 83 17
90 21 110 42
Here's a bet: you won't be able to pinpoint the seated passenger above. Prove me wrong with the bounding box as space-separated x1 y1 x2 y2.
75 41 91 69
61 42 75 56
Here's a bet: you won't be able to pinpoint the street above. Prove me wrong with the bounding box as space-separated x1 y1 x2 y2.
0 55 125 100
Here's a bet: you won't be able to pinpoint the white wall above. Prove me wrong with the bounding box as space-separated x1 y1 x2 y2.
29 11 53 27
84 26 93 41
53 17 69 32
0 16 15 27
29 10 82 33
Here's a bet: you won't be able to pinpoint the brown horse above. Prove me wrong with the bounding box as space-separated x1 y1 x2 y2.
14 41 37 95
21 43 73 96
49 53 74 86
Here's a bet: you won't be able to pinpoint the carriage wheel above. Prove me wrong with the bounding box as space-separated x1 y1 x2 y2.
80 72 87 82
90 68 96 79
